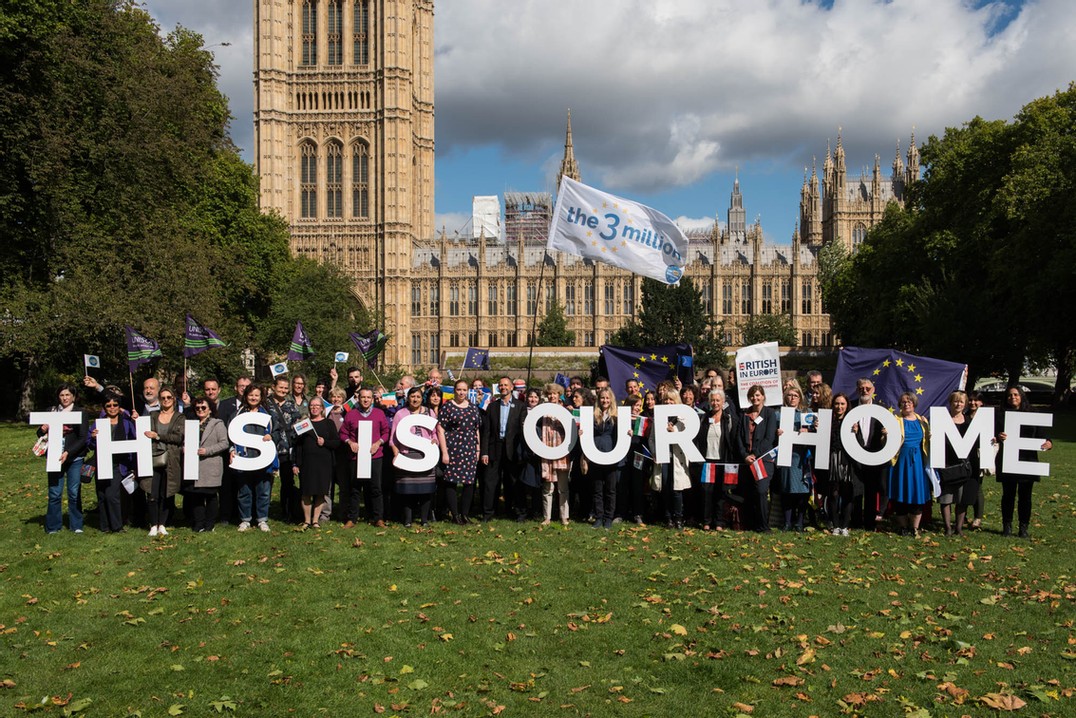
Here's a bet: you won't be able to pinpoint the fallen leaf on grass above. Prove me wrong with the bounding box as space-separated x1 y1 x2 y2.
569 685 590 694
979 693 1026 711
731 702 754 713
796 648 815 665
670 624 688 636
1 679 16 688
773 676 804 687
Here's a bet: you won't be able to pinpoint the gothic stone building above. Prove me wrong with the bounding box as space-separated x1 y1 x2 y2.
254 0 918 369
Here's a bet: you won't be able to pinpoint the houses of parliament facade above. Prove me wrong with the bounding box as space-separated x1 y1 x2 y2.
254 0 919 369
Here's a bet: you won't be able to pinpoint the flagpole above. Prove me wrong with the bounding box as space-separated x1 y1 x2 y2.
129 371 136 413
367 366 388 393
525 249 549 388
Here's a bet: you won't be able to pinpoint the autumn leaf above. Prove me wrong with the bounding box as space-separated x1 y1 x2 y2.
979 693 1026 711
773 676 804 687
796 647 815 665
731 702 754 713
670 624 688 636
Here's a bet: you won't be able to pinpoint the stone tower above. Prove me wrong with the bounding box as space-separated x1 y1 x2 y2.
253 0 435 365
556 109 581 190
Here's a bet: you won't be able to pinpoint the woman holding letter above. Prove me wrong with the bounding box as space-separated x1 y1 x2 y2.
736 385 778 532
886 392 931 537
143 386 184 537
187 396 229 532
391 386 437 527
694 388 738 531
88 392 137 533
994 387 1052 539
233 384 279 532
40 383 88 534
827 393 862 536
774 385 811 532
293 399 340 528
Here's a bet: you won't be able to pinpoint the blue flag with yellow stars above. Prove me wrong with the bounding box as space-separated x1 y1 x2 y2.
600 343 694 401
833 346 967 410
463 347 490 371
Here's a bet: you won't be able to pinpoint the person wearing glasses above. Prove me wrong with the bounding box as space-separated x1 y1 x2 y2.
187 396 230 532
293 398 341 528
853 378 888 530
88 393 137 533
886 392 931 537
142 386 185 537
39 383 88 534
233 384 280 532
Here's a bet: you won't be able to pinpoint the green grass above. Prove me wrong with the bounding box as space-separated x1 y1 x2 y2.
1 418 1074 717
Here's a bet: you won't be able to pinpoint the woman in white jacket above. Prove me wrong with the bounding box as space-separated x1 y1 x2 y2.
650 390 691 529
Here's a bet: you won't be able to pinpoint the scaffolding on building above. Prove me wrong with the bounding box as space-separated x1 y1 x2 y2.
504 191 553 245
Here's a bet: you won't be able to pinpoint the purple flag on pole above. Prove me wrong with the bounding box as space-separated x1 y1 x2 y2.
287 321 315 361
125 326 162 373
183 314 227 358
349 329 387 369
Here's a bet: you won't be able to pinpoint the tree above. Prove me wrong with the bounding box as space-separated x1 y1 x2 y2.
741 313 797 348
609 278 727 368
819 85 1076 402
535 301 575 347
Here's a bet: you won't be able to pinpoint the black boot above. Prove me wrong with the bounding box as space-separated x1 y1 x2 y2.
1018 524 1030 539
1002 523 1012 537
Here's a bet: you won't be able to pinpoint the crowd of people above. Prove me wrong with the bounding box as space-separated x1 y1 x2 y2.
37 365 1052 540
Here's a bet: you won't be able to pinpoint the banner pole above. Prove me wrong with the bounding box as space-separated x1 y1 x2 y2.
525 250 549 388
129 371 136 413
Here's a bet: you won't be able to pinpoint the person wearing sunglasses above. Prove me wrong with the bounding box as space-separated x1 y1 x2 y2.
142 386 185 537
186 397 230 532
87 393 137 533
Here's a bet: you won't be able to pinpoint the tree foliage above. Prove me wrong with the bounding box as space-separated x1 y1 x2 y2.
0 1 358 414
535 301 575 347
609 278 727 368
820 85 1076 402
741 313 798 349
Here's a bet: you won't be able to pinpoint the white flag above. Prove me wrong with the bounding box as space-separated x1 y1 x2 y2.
547 177 688 284
270 361 289 378
84 354 100 370
334 351 349 362
294 418 314 435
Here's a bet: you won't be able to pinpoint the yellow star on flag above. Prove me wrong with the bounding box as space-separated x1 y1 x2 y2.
591 240 598 247
600 247 607 253
611 247 618 253
873 369 881 375
586 230 592 237
895 358 904 367
660 356 669 363
915 387 924 395
650 354 657 361
638 356 646 363
602 202 608 208
907 363 916 372
634 363 641 369
632 372 639 378
914 373 923 383
882 360 891 367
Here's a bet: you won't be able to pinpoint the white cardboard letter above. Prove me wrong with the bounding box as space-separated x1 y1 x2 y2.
393 414 439 473
652 405 704 464
184 419 201 481
522 403 575 460
777 407 833 470
228 412 277 472
577 406 633 466
840 404 902 467
95 416 153 479
29 411 82 473
928 407 994 469
354 420 373 479
1001 411 1052 478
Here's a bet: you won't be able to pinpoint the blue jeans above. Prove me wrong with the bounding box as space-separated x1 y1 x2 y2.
237 473 272 523
46 458 84 533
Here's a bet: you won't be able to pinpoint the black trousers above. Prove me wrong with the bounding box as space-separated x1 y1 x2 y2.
348 457 383 522
590 464 618 523
482 446 519 520
96 476 124 532
999 479 1034 526
278 459 302 523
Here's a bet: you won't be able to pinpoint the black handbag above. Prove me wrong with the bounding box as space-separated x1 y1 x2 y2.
938 459 972 486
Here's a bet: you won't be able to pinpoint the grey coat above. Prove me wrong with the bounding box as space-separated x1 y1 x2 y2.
193 418 230 489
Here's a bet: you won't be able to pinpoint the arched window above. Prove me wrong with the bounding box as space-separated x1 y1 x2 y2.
852 223 867 251
301 0 318 66
354 0 370 65
352 141 369 218
327 0 343 66
300 141 317 219
326 141 343 218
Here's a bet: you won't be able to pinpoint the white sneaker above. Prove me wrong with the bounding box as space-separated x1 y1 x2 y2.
149 525 159 537
841 528 850 536
158 525 168 537
258 521 270 533
238 521 251 532
831 527 841 536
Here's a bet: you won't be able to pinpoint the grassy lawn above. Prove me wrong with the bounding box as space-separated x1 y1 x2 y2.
1 417 1074 717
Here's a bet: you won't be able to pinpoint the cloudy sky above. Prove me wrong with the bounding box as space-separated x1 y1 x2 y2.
142 0 1073 243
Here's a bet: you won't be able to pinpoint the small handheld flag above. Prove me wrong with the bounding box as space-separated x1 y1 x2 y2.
287 321 315 361
379 392 399 408
723 463 740 486
124 326 162 372
183 314 227 357
294 418 314 435
554 373 570 389
334 351 349 363
270 362 289 378
749 447 778 482
84 354 100 371
700 462 718 484
632 415 651 437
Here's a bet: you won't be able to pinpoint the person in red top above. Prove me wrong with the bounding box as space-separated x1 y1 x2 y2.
339 387 390 527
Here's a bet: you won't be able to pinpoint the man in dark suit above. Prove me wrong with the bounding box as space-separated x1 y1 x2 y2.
480 376 525 522
853 378 888 530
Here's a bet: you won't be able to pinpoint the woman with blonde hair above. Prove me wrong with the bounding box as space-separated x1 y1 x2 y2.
588 386 622 529
887 391 931 536
539 383 571 525
651 389 691 529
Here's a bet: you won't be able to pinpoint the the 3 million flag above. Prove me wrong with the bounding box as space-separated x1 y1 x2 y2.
124 326 162 372
183 314 227 358
287 321 315 361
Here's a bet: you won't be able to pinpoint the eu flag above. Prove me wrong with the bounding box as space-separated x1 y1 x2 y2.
600 343 693 401
833 346 967 410
463 347 490 371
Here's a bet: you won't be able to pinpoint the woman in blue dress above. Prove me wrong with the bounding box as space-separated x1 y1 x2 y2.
775 385 811 531
887 392 931 536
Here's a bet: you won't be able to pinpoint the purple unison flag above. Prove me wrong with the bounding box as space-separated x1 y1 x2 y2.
833 346 968 410
125 326 162 372
287 321 315 361
349 329 387 369
183 314 227 358
600 343 693 401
